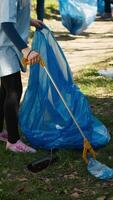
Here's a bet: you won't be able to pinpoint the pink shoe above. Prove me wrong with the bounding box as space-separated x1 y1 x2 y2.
6 139 36 153
0 130 8 142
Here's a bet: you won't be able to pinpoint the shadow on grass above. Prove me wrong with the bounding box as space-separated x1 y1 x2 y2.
45 13 61 21
74 69 113 129
55 34 75 41
45 7 61 21
95 16 113 22
87 95 113 126
79 31 113 39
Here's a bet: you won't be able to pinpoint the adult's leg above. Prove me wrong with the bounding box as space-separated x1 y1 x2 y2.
36 0 45 21
104 0 111 14
0 79 6 132
2 71 22 143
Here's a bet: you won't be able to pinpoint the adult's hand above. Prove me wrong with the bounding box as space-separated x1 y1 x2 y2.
30 19 44 28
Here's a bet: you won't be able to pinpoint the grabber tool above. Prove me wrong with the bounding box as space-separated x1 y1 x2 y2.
22 56 96 164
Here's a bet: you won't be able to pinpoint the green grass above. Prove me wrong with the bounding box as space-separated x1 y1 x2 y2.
0 60 113 200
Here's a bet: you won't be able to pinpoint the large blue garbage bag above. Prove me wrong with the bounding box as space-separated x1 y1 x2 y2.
59 0 97 35
19 26 110 150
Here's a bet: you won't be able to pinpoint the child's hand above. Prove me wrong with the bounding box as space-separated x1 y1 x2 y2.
22 47 39 65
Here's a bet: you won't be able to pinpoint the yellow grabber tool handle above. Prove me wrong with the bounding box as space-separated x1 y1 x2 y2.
21 56 45 68
21 56 96 164
83 139 96 164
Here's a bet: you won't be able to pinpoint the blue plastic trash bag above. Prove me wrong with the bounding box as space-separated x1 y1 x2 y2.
59 0 97 35
87 158 113 180
98 68 113 78
19 26 110 150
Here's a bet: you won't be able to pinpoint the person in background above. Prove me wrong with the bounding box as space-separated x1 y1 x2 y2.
103 0 112 20
0 0 43 153
36 0 45 21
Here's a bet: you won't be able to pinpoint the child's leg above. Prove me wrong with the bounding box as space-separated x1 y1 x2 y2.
0 79 6 132
2 71 22 143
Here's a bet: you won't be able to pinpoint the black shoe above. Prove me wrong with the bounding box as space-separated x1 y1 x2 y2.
102 13 112 20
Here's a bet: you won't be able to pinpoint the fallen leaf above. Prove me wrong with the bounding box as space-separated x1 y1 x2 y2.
71 192 80 198
64 174 75 180
16 187 25 193
97 196 106 200
45 178 50 183
63 175 68 179
73 187 84 193
17 177 28 182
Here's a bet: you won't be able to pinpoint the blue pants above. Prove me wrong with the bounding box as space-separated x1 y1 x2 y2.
37 0 45 21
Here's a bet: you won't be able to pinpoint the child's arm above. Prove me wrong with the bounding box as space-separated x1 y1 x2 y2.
2 22 28 52
2 22 39 65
